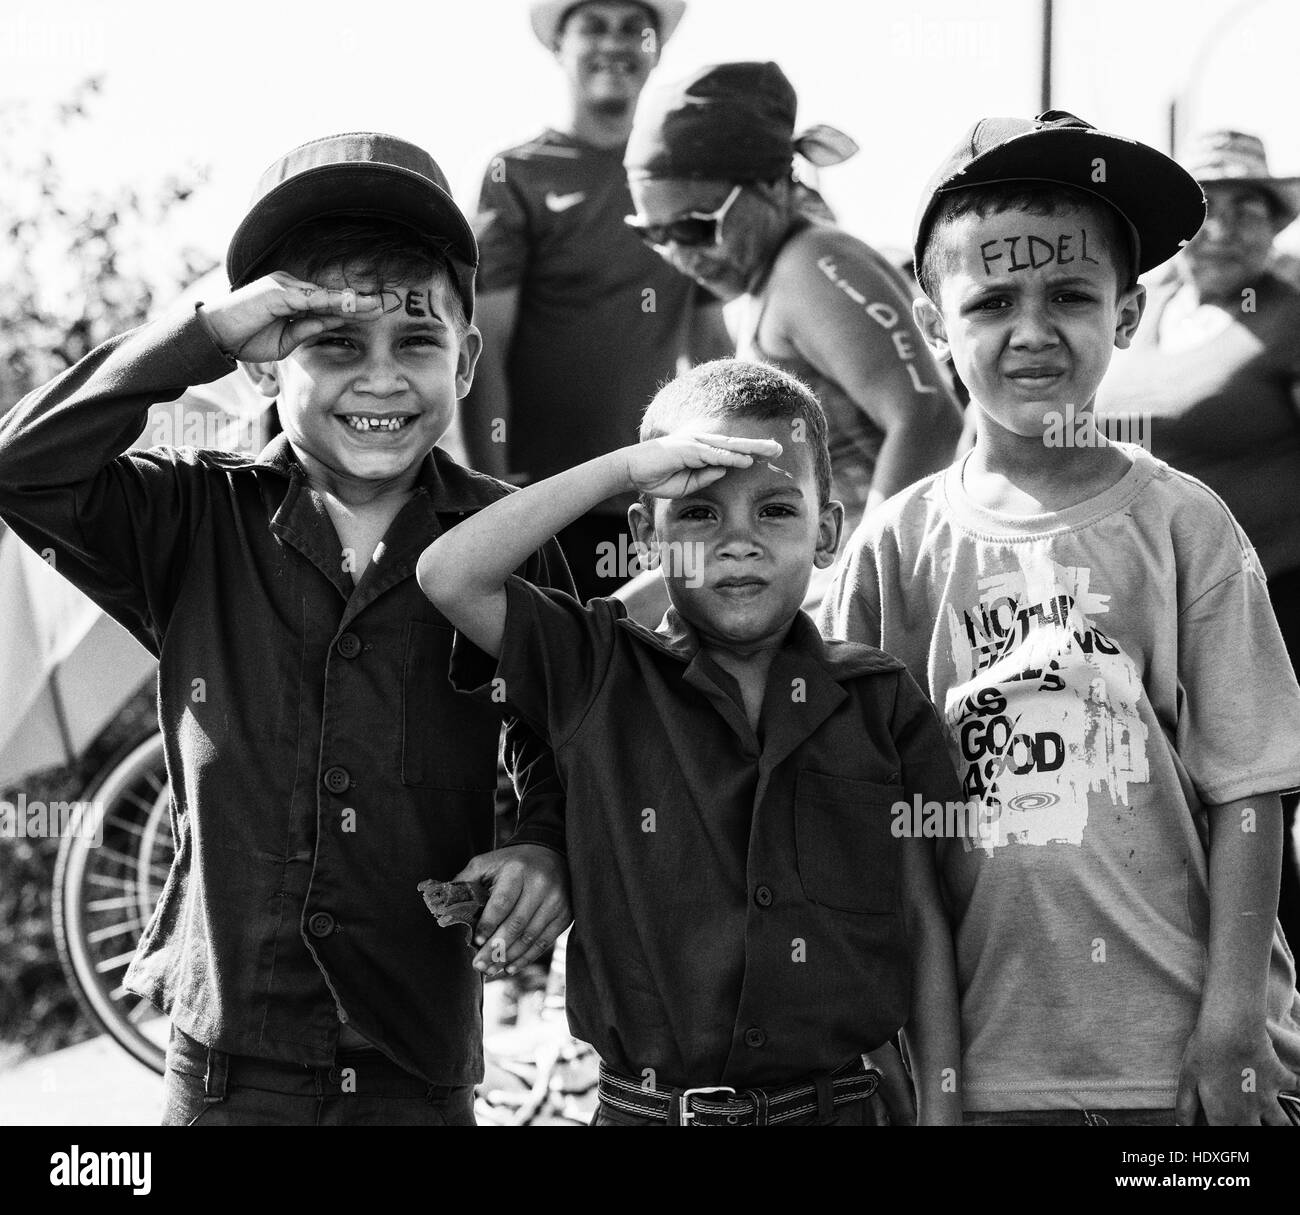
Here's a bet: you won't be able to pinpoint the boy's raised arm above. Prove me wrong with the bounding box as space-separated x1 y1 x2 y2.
416 430 781 658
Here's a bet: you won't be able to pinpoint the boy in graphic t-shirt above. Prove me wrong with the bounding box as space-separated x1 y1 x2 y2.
821 110 1300 1125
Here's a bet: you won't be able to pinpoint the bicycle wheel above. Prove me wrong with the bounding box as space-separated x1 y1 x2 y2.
52 732 174 1075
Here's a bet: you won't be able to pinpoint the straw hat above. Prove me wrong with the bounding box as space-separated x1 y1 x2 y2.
529 1 686 48
1181 130 1300 225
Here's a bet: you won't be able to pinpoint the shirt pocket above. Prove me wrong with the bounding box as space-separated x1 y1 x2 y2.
401 621 501 791
794 770 902 914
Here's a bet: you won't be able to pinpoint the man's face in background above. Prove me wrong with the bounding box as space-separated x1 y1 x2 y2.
1178 183 1283 300
554 1 659 116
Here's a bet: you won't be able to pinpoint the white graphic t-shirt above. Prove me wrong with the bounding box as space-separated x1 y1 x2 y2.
821 445 1300 1111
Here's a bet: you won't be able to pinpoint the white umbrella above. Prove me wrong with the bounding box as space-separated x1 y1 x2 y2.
0 528 155 788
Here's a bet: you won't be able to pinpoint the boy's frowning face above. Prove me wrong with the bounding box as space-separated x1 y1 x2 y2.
628 415 842 649
260 267 479 487
916 203 1143 438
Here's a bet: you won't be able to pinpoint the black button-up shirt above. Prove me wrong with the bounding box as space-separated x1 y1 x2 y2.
456 576 962 1089
0 309 571 1084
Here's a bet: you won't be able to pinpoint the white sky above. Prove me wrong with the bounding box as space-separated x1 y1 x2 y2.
2 0 1298 265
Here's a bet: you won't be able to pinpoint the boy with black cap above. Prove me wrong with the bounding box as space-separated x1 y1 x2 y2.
822 111 1300 1125
0 133 574 1125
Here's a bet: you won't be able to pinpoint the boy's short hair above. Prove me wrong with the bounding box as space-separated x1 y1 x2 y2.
917 182 1139 303
269 217 469 336
638 359 832 508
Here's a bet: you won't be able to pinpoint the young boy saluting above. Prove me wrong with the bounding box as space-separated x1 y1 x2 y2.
0 134 572 1125
419 358 962 1125
821 111 1300 1125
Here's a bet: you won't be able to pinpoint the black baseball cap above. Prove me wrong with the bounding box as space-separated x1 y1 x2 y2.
912 109 1206 279
226 132 478 321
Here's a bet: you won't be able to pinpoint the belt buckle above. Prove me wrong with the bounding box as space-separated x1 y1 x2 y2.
679 1085 736 1125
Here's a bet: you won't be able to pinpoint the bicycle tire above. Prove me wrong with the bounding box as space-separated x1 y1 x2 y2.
52 732 174 1075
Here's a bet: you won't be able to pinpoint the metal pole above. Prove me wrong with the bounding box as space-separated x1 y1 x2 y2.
1041 0 1054 112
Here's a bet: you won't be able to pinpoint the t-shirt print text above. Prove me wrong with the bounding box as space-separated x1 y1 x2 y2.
943 553 1151 852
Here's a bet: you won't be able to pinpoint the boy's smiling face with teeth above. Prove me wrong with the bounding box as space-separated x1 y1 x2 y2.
250 265 480 490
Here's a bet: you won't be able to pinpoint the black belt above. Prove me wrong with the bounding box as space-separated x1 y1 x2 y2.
597 1058 881 1126
204 1047 457 1101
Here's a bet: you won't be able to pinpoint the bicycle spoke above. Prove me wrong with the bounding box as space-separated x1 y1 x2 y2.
104 813 150 841
126 998 160 1024
93 948 140 975
120 790 156 817
83 844 146 871
85 873 134 893
87 919 143 945
84 895 138 913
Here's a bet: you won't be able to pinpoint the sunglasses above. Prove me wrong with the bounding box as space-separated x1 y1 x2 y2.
624 184 744 249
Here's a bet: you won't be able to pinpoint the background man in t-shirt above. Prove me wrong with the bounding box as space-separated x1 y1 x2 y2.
464 0 728 602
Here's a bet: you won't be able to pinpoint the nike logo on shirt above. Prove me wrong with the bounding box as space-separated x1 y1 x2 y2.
545 191 586 213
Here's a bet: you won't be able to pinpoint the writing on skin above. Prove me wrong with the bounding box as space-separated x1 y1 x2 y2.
980 230 1100 277
375 288 447 318
814 255 939 395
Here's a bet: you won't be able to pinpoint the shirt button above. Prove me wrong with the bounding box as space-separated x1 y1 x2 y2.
308 911 336 938
754 885 774 908
323 766 351 794
744 1027 767 1049
336 632 362 659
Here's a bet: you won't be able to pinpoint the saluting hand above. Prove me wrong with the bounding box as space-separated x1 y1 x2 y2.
198 271 383 363
624 429 783 500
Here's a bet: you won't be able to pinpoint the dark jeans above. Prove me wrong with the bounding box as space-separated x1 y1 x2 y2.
964 1108 1177 1126
161 1024 476 1126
